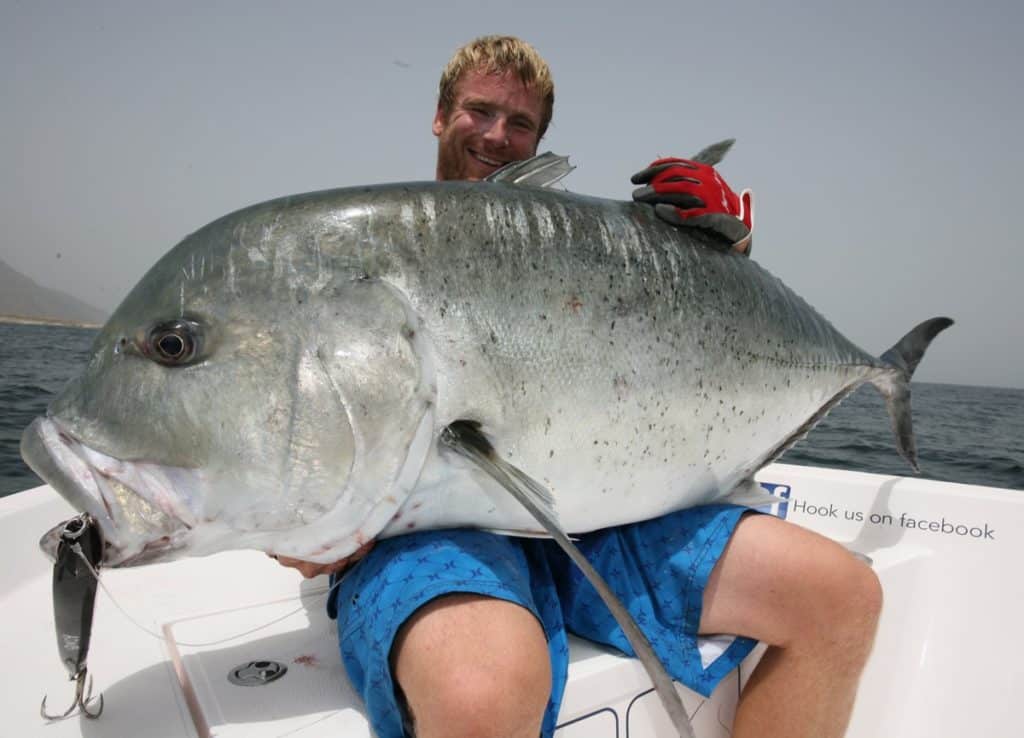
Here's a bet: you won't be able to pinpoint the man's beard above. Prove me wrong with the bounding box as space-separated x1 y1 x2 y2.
435 131 471 181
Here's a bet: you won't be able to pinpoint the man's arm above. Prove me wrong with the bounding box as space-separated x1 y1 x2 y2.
272 542 376 579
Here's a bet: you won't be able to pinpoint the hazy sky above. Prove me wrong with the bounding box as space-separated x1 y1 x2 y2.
2 1 1021 388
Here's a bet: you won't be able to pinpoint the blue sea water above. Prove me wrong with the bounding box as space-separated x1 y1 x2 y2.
1 322 1022 497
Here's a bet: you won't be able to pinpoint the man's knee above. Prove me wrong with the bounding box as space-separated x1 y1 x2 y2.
783 538 883 662
412 650 551 737
702 515 883 651
392 594 551 738
823 553 883 646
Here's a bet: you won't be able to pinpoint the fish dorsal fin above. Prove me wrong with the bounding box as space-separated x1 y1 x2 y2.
439 420 696 738
691 138 735 166
484 151 575 188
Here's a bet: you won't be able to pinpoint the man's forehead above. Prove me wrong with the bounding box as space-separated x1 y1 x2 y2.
454 69 543 109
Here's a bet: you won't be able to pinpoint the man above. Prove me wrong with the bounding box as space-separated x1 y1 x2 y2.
281 36 882 738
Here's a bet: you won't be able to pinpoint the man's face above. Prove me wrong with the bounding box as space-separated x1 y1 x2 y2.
433 69 545 181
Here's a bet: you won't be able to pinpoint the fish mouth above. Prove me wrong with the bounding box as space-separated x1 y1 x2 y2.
23 417 197 567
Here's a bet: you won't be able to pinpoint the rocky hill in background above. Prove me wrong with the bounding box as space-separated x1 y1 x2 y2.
0 258 107 326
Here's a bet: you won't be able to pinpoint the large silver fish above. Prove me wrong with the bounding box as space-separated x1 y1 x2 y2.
23 152 952 737
23 156 950 568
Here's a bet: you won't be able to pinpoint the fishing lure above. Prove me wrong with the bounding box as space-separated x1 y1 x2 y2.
40 513 105 721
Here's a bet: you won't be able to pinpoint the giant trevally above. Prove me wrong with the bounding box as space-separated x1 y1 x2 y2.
22 154 950 568
22 150 951 736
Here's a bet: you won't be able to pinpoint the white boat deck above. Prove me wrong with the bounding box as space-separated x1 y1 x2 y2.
2 463 1021 737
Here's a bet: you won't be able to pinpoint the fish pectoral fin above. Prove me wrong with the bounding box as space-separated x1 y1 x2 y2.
439 420 559 527
438 420 696 738
484 152 575 189
722 478 784 509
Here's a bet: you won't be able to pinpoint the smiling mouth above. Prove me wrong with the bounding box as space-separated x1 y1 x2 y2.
469 149 508 169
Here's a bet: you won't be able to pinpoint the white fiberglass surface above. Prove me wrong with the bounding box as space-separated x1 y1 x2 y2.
3 465 1022 738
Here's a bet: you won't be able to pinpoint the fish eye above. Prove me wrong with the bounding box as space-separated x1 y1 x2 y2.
145 320 202 366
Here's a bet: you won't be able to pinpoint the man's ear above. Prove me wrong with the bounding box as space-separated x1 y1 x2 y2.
432 105 446 137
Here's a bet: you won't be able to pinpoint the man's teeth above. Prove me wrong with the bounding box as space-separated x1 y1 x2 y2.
471 150 504 167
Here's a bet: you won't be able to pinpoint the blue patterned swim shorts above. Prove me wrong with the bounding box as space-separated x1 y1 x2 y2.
329 504 756 738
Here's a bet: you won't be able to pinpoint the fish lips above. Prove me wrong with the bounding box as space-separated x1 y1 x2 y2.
23 417 194 567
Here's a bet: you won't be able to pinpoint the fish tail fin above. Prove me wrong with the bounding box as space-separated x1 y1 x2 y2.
871 317 954 472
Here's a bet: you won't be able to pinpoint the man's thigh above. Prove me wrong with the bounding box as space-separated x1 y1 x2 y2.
698 514 875 644
551 503 757 698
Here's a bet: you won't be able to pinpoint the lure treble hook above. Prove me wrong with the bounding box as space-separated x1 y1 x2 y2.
39 513 106 722
41 669 104 720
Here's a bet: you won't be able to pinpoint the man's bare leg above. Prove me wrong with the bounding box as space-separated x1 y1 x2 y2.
392 593 551 738
390 514 880 738
700 514 883 738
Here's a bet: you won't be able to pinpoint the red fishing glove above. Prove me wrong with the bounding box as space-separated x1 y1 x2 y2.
631 158 754 254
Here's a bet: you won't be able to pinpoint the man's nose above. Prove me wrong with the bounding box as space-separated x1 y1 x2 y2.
482 116 510 146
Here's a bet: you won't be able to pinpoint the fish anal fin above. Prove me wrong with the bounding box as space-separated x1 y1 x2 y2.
722 478 785 509
753 384 858 470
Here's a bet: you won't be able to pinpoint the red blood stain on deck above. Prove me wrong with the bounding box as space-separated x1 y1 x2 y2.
565 295 583 313
294 654 319 667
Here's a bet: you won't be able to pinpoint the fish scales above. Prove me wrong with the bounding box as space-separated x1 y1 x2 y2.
22 179 939 566
331 182 875 534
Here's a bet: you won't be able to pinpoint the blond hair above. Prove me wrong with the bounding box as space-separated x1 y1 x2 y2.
438 35 555 139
